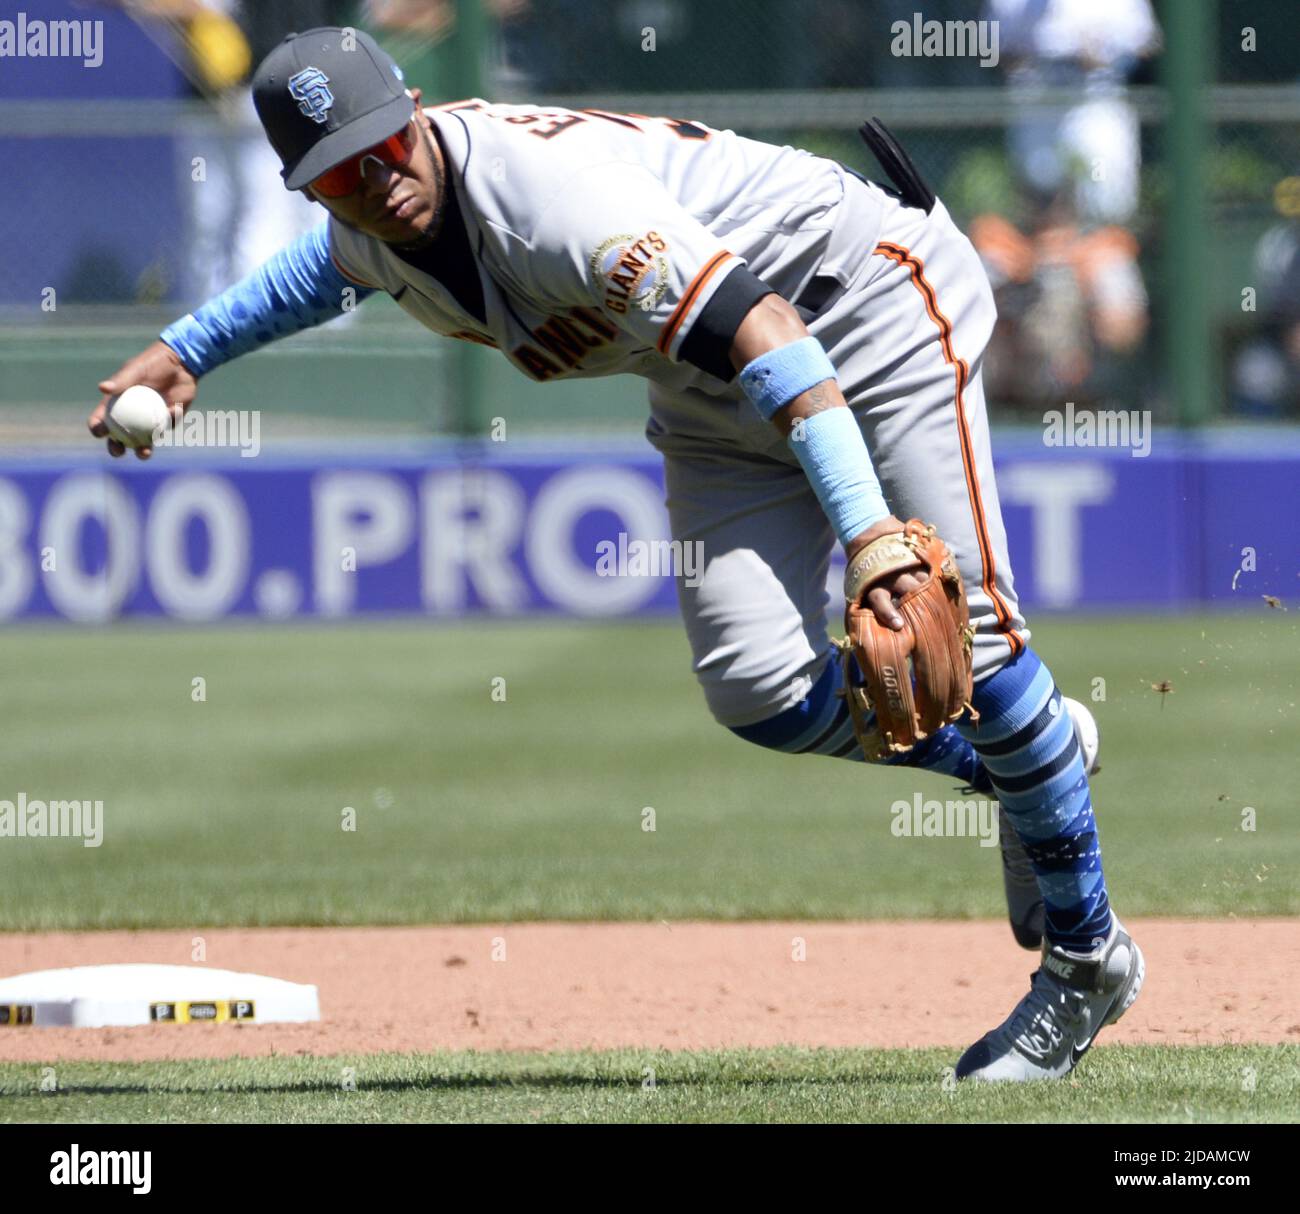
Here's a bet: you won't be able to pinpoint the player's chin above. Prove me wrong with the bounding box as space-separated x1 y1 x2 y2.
368 218 419 245
366 202 430 244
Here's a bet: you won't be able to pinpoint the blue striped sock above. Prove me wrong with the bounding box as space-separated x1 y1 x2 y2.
959 648 1112 951
729 657 988 786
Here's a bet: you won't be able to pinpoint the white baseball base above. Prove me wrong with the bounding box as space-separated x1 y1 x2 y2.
0 963 320 1027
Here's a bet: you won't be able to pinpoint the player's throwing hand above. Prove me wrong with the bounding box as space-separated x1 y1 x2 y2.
89 340 197 460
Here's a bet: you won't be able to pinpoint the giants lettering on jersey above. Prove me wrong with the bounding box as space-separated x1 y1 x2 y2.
511 306 620 380
589 231 670 314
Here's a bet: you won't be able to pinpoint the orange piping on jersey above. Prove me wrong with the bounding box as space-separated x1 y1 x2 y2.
873 239 1025 658
656 250 732 356
330 253 379 290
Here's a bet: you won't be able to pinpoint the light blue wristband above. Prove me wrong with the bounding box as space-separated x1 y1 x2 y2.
738 335 837 421
790 407 890 546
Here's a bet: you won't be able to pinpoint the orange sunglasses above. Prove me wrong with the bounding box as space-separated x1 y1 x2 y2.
310 123 417 198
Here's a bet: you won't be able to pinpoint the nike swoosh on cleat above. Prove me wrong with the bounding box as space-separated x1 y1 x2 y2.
1070 1042 1091 1068
1070 988 1128 1066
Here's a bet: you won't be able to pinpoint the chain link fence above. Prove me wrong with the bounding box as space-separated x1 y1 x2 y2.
2 0 1298 438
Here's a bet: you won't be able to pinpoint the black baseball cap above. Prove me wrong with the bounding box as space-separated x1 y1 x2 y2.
252 27 415 191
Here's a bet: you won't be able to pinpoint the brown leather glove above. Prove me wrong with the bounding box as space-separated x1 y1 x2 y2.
838 519 976 759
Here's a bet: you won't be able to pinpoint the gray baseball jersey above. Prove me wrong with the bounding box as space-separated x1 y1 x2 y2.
329 101 885 397
330 100 1025 727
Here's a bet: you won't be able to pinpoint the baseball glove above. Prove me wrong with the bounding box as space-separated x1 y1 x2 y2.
836 519 976 760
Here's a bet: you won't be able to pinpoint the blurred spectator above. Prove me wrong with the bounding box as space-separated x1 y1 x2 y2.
971 191 1149 410
126 0 351 303
987 0 1160 224
972 0 1158 413
1230 180 1300 418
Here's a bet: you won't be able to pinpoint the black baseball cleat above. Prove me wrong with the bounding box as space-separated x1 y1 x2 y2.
956 918 1145 1081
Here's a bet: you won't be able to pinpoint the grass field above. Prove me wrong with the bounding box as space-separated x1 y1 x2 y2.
2 1046 1295 1124
3 613 1295 1126
1 613 1295 928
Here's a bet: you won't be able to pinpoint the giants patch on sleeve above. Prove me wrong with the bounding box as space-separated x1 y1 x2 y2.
589 231 671 314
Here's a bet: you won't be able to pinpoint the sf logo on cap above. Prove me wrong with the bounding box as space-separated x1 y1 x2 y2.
288 67 334 124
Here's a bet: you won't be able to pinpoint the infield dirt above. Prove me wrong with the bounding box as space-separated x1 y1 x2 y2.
0 919 1294 1062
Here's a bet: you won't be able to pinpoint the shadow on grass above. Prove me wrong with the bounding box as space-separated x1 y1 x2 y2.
6 1067 929 1100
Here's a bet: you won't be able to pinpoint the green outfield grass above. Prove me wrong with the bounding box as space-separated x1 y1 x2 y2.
1 614 1295 928
1 1046 1295 1124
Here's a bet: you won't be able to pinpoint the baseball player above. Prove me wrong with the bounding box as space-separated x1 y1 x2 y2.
91 28 1143 1081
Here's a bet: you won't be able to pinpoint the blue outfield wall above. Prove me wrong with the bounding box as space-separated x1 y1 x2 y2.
0 433 1295 623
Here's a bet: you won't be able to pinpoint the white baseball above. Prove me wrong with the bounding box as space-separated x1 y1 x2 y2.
105 384 171 449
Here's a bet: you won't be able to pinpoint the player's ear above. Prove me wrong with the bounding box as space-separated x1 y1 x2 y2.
409 86 422 108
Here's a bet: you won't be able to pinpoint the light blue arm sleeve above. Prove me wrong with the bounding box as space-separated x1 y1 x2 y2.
159 224 377 376
792 407 890 545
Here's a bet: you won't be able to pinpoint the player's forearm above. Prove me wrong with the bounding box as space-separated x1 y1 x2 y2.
732 297 891 549
160 224 375 377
